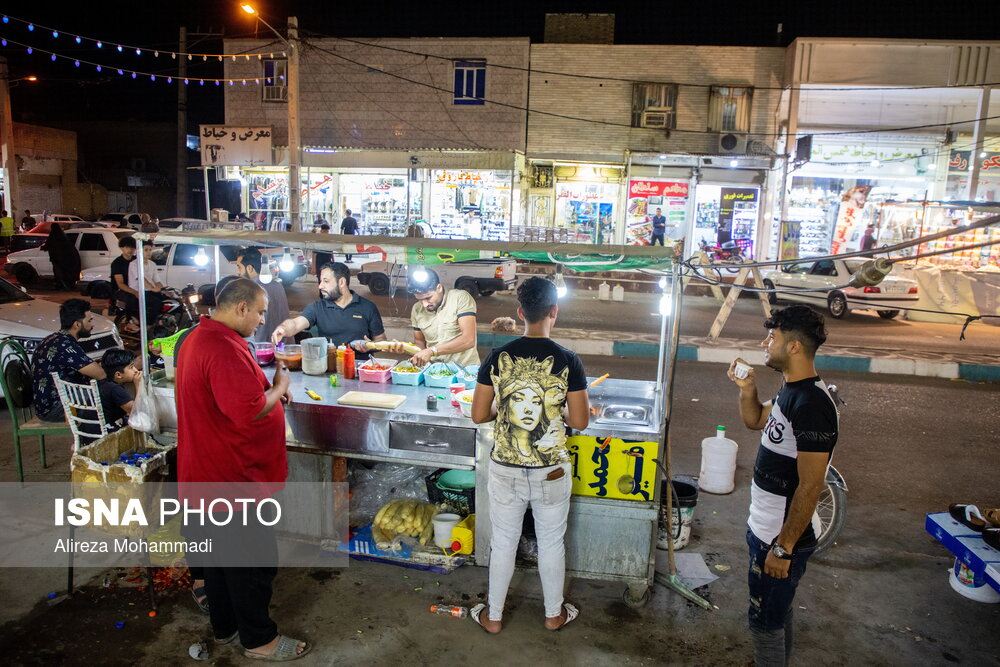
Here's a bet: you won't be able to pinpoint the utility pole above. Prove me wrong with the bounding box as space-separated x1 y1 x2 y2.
176 27 188 218
0 57 18 215
287 16 301 232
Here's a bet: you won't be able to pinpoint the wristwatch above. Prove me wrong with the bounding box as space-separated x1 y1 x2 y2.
770 542 793 560
430 346 439 356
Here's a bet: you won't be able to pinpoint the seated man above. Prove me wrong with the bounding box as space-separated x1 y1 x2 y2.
98 348 142 430
32 299 106 422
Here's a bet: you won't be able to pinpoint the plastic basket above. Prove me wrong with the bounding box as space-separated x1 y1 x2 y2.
358 357 396 383
424 362 458 388
425 468 475 515
390 363 425 386
456 364 480 390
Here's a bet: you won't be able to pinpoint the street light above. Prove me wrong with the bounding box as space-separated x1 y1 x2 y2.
238 4 290 46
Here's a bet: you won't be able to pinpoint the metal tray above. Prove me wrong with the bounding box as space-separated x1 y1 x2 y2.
596 404 650 425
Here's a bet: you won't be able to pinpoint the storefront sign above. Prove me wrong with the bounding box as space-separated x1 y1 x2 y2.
831 185 871 254
567 436 659 501
948 150 1000 172
717 188 757 244
628 180 689 198
780 220 801 261
434 170 485 184
811 141 926 163
199 125 272 167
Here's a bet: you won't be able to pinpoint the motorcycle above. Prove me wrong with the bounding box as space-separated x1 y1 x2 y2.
110 283 200 340
697 239 747 273
814 384 848 554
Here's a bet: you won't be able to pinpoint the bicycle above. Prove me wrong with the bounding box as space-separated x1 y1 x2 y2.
814 384 848 554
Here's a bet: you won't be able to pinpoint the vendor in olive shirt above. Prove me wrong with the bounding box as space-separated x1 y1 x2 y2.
270 261 386 357
388 267 478 367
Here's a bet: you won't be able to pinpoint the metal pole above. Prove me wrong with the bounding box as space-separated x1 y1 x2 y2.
777 85 800 261
287 16 301 232
136 237 149 361
965 87 992 201
0 58 19 215
176 27 188 218
203 167 211 219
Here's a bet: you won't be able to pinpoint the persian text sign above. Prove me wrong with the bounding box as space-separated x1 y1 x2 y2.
200 125 273 166
628 180 689 198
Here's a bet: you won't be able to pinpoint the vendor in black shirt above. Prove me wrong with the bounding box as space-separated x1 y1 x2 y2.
270 261 386 357
110 235 139 330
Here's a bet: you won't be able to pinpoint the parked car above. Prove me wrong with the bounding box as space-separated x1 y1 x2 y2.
97 213 136 228
357 258 517 298
0 276 122 360
4 228 134 287
79 241 238 300
762 258 919 319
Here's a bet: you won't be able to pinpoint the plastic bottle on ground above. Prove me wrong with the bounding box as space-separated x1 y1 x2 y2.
699 425 738 494
429 604 468 618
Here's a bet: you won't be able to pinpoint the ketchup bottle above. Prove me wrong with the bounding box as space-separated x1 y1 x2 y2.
343 346 356 380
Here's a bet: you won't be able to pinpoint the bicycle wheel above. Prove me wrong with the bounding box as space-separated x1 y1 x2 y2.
814 480 846 555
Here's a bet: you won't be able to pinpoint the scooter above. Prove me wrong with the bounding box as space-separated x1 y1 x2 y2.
151 284 200 338
698 239 746 263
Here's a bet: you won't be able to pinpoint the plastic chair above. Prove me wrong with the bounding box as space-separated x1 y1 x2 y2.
0 339 71 483
51 373 108 452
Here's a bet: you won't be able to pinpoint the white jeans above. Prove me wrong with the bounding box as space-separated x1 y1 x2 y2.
487 460 572 621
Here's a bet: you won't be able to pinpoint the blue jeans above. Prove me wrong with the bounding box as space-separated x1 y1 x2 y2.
650 232 665 246
747 528 815 667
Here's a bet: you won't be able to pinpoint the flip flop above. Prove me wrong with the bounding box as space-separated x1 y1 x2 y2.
191 586 210 614
548 602 580 632
244 635 313 662
214 630 238 645
949 504 987 532
983 508 1000 528
469 603 500 634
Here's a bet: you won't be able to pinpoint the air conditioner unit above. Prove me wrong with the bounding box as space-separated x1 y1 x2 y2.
641 111 671 129
717 132 748 154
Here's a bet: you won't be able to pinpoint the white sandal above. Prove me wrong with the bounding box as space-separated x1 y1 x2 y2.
549 602 579 632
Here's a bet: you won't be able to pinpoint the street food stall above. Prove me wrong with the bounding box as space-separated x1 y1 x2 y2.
135 228 681 605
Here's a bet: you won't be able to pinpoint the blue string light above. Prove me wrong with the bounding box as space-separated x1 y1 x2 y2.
150 74 155 81
75 36 81 44
1 40 6 47
167 77 172 83
135 48 141 56
2 16 8 23
96 41 102 48
117 68 123 75
27 23 33 31
131 72 136 79
116 44 122 52
51 31 58 38
199 79 204 86
96 65 102 72
74 60 79 67
50 53 55 61
26 46 32 54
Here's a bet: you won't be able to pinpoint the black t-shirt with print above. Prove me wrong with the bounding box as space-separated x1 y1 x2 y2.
477 336 587 468
110 255 134 294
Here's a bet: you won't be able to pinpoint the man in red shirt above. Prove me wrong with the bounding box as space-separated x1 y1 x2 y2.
176 278 311 661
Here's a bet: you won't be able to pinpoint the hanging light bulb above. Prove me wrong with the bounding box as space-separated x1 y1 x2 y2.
279 251 294 273
131 71 137 78
52 31 58 38
154 50 159 57
150 74 155 81
552 268 568 299
50 54 56 61
26 47 32 54
658 292 673 316
194 248 209 267
96 64 102 72
167 77 172 83
259 266 274 284
74 60 79 67
97 41 103 48
116 44 123 52
136 48 141 55
1 40 6 47
27 23 34 31
75 36 81 44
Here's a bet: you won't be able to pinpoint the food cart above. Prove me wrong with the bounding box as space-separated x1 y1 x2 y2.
135 228 681 606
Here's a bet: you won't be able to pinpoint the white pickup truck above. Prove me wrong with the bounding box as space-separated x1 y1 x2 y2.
357 258 517 298
5 227 134 287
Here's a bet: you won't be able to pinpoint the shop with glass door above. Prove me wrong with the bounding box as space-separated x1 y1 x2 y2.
691 184 761 258
428 169 513 241
551 165 623 244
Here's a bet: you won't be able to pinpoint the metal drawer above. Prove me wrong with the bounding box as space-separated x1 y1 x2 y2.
389 421 477 458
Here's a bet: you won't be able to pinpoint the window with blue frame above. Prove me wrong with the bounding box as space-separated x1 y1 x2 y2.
453 59 486 105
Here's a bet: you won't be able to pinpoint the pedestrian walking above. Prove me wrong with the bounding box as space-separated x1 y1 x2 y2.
175 278 312 661
860 224 877 253
340 209 358 262
21 209 34 231
41 223 81 290
727 304 839 667
469 276 590 634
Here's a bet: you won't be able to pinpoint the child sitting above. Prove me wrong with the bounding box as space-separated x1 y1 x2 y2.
98 348 142 430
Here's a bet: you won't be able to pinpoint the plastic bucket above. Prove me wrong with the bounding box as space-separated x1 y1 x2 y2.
658 476 699 551
949 558 1000 603
432 513 462 549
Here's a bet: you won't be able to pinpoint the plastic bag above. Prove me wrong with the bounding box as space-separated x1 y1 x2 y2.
348 462 430 527
372 499 439 546
129 380 160 434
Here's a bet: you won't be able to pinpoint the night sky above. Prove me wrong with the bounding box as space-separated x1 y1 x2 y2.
2 0 998 124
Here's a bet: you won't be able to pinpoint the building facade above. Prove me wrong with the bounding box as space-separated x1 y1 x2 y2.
221 36 529 238
524 44 785 251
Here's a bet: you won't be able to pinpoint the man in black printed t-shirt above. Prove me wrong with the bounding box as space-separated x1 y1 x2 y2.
728 305 838 667
470 276 590 634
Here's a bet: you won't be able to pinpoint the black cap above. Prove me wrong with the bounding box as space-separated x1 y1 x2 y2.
406 267 440 294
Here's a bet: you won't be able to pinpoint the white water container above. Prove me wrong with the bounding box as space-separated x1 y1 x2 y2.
612 284 625 301
598 281 611 300
699 426 738 494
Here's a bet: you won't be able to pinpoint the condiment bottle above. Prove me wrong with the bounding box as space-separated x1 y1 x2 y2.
327 344 337 373
343 346 356 380
336 345 346 375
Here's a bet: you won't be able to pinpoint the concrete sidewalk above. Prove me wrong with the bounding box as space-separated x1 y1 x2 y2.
382 317 1000 382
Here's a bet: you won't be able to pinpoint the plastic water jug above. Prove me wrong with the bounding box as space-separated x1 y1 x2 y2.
598 281 611 301
612 284 625 301
449 514 475 554
699 426 738 494
301 337 328 376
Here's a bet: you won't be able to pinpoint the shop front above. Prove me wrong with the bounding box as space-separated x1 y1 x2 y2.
624 179 689 246
238 150 519 239
778 134 940 259
691 185 761 258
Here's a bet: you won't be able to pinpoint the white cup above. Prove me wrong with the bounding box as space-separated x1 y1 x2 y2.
734 361 751 380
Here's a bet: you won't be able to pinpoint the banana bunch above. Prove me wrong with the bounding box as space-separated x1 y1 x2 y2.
372 499 438 545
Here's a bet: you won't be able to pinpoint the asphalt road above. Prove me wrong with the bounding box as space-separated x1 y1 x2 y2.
1 359 998 665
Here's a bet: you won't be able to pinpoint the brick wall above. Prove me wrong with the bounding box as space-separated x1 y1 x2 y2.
223 37 529 152
527 44 785 161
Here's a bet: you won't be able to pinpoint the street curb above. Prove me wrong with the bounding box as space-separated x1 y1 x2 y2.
381 322 999 382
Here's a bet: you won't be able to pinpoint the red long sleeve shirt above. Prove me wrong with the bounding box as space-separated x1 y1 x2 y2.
176 316 287 485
